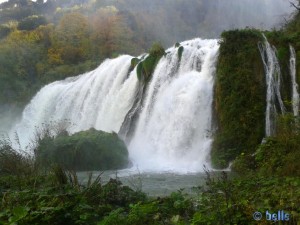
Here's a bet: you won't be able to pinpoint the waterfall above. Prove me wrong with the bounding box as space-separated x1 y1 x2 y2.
11 38 219 173
258 34 286 137
128 39 219 172
12 55 139 148
289 45 299 116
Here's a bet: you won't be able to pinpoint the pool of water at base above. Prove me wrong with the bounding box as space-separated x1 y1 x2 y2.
77 168 207 197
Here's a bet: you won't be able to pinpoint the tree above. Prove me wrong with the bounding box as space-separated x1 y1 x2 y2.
48 12 91 64
90 6 133 58
17 15 47 31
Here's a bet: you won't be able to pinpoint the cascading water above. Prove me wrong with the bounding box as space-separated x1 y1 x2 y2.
289 45 299 116
11 38 219 173
128 39 219 172
12 55 139 148
258 34 286 137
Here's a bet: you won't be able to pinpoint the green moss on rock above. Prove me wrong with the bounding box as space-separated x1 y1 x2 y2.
35 128 129 171
129 57 140 72
136 42 165 82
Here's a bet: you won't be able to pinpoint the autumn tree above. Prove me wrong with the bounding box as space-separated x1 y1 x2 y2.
90 6 133 58
0 28 47 103
48 12 91 65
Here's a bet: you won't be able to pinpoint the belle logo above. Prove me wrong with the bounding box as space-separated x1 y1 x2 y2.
266 210 289 221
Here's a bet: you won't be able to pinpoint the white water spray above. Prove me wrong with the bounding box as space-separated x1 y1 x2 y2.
12 55 139 148
11 39 219 173
289 45 299 116
258 34 286 137
128 39 219 172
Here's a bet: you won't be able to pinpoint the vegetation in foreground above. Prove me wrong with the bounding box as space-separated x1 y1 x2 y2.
0 114 300 225
0 153 299 225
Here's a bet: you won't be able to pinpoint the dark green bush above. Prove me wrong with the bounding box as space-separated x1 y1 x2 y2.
148 42 165 57
17 15 47 31
35 128 129 171
0 25 11 39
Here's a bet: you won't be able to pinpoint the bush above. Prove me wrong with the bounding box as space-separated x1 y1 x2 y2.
17 15 47 31
232 114 300 176
0 174 146 225
149 42 165 57
0 25 11 39
192 170 300 225
0 135 35 177
35 128 129 171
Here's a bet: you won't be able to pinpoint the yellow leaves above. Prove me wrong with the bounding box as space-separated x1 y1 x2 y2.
56 12 89 42
48 13 91 64
47 48 64 65
5 28 44 46
90 8 133 57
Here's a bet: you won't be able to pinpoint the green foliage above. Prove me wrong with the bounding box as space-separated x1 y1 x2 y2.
100 188 194 225
233 114 300 177
149 42 165 57
0 172 146 225
192 171 300 225
129 57 140 72
35 128 129 171
212 29 265 168
18 15 47 31
98 208 127 225
0 25 11 39
0 135 35 177
0 164 299 225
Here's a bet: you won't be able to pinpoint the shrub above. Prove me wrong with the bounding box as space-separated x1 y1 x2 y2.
18 15 47 31
35 128 129 171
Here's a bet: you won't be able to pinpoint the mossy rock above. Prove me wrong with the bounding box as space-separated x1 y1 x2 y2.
129 57 140 72
136 55 160 82
35 128 129 171
149 42 165 57
136 62 143 81
177 46 184 62
136 43 165 82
